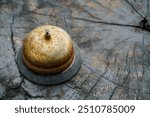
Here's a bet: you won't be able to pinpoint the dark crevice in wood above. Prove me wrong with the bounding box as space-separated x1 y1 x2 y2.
146 0 149 18
20 86 44 100
83 60 112 100
72 17 141 28
10 16 16 57
109 86 118 100
125 0 144 18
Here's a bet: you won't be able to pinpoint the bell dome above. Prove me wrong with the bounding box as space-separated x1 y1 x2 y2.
22 25 74 74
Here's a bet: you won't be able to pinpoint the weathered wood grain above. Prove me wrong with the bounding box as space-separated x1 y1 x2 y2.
0 0 150 99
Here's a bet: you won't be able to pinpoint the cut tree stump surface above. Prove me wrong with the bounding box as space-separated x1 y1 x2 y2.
0 0 150 100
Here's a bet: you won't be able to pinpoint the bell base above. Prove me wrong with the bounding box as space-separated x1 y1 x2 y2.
17 42 82 85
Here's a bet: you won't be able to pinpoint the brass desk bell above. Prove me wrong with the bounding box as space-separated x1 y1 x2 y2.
17 25 81 85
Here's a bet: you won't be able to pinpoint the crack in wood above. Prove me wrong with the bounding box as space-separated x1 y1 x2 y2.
0 63 12 71
125 0 145 18
82 61 118 86
64 15 70 34
72 17 142 29
20 86 44 100
108 86 118 100
83 59 111 99
10 16 16 57
146 0 149 18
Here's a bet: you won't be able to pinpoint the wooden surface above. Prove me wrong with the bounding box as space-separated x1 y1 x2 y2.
0 0 150 99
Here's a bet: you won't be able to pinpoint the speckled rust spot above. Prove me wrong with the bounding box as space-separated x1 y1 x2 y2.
23 25 75 74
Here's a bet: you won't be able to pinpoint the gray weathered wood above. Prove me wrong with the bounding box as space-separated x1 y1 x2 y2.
0 0 150 99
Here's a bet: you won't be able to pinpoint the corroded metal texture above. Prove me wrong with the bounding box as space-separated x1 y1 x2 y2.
23 25 74 74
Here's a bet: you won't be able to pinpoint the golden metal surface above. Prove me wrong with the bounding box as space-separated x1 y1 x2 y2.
23 25 75 74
